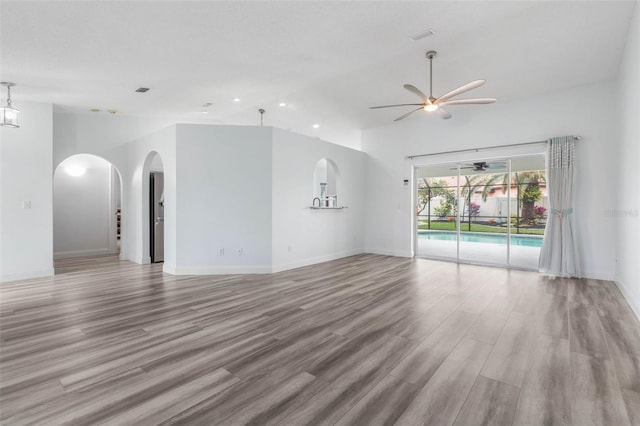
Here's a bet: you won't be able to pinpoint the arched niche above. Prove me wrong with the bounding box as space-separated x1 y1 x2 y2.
53 154 123 263
141 151 165 264
312 158 341 207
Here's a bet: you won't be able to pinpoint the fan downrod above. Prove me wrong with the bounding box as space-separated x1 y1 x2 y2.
425 51 438 99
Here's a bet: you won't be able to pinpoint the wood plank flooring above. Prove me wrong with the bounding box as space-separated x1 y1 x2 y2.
1 254 638 425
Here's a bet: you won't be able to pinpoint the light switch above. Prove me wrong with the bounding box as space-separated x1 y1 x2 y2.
22 200 31 209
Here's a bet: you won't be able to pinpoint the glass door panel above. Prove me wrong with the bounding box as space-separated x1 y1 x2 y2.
458 160 509 266
508 154 546 269
415 163 459 260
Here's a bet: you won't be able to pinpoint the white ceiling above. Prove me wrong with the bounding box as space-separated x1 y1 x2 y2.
1 1 636 148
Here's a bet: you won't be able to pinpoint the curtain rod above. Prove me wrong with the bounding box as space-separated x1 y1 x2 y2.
406 136 581 160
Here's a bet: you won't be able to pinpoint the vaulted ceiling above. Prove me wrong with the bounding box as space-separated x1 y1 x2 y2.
1 1 636 147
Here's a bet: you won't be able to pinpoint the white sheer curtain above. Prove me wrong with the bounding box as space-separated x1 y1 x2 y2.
538 136 581 277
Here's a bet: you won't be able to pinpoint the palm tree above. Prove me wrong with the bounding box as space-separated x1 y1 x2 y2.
460 170 546 225
458 173 504 229
501 171 546 223
460 173 504 202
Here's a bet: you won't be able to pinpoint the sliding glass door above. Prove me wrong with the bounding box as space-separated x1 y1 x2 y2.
415 163 459 261
415 154 546 270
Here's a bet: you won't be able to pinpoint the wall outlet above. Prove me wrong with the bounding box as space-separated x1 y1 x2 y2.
237 248 243 256
218 248 224 256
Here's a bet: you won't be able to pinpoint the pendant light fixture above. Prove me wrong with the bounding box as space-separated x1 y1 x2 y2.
0 82 20 128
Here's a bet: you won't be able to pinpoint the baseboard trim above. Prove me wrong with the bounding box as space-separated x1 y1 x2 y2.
614 279 640 322
170 265 272 275
364 248 413 258
271 249 365 273
163 263 176 275
581 271 616 281
1 268 55 283
54 248 114 260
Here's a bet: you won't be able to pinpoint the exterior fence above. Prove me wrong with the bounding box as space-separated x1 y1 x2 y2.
417 181 549 235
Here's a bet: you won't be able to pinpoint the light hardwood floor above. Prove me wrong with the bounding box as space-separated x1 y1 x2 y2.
1 254 639 425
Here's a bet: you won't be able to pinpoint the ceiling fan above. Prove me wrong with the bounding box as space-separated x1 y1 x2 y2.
459 161 507 172
370 50 496 121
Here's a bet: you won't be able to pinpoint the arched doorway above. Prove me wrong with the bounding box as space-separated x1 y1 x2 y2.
142 152 165 263
313 158 340 206
53 154 123 269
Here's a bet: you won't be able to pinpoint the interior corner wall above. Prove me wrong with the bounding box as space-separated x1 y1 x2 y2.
53 112 173 169
174 124 273 274
0 101 54 282
271 128 366 272
362 80 619 280
616 1 640 318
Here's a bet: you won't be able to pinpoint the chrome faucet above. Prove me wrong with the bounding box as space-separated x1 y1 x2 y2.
312 197 321 207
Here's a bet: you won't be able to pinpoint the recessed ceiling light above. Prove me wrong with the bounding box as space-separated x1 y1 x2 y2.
279 102 287 107
135 87 150 93
312 123 320 129
201 111 208 115
108 109 117 114
409 28 435 41
233 98 240 102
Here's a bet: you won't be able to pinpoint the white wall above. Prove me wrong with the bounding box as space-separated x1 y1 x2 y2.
53 155 114 258
173 124 273 274
54 113 179 269
127 126 177 270
51 115 365 275
616 2 640 317
53 112 172 169
272 127 366 271
53 113 132 260
362 80 619 280
0 101 54 282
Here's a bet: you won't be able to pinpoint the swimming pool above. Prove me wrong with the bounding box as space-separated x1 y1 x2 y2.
418 231 543 247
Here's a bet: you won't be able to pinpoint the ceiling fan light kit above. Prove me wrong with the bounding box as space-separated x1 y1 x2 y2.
370 50 496 121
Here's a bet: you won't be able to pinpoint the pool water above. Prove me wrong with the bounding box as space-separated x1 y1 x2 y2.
418 231 543 247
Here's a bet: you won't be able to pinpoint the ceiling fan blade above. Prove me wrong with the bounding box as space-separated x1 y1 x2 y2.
394 107 423 122
437 106 452 120
487 162 507 168
438 98 496 107
369 103 424 109
435 80 485 104
403 84 428 101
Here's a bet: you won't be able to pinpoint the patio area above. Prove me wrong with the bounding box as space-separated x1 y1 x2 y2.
416 238 542 270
